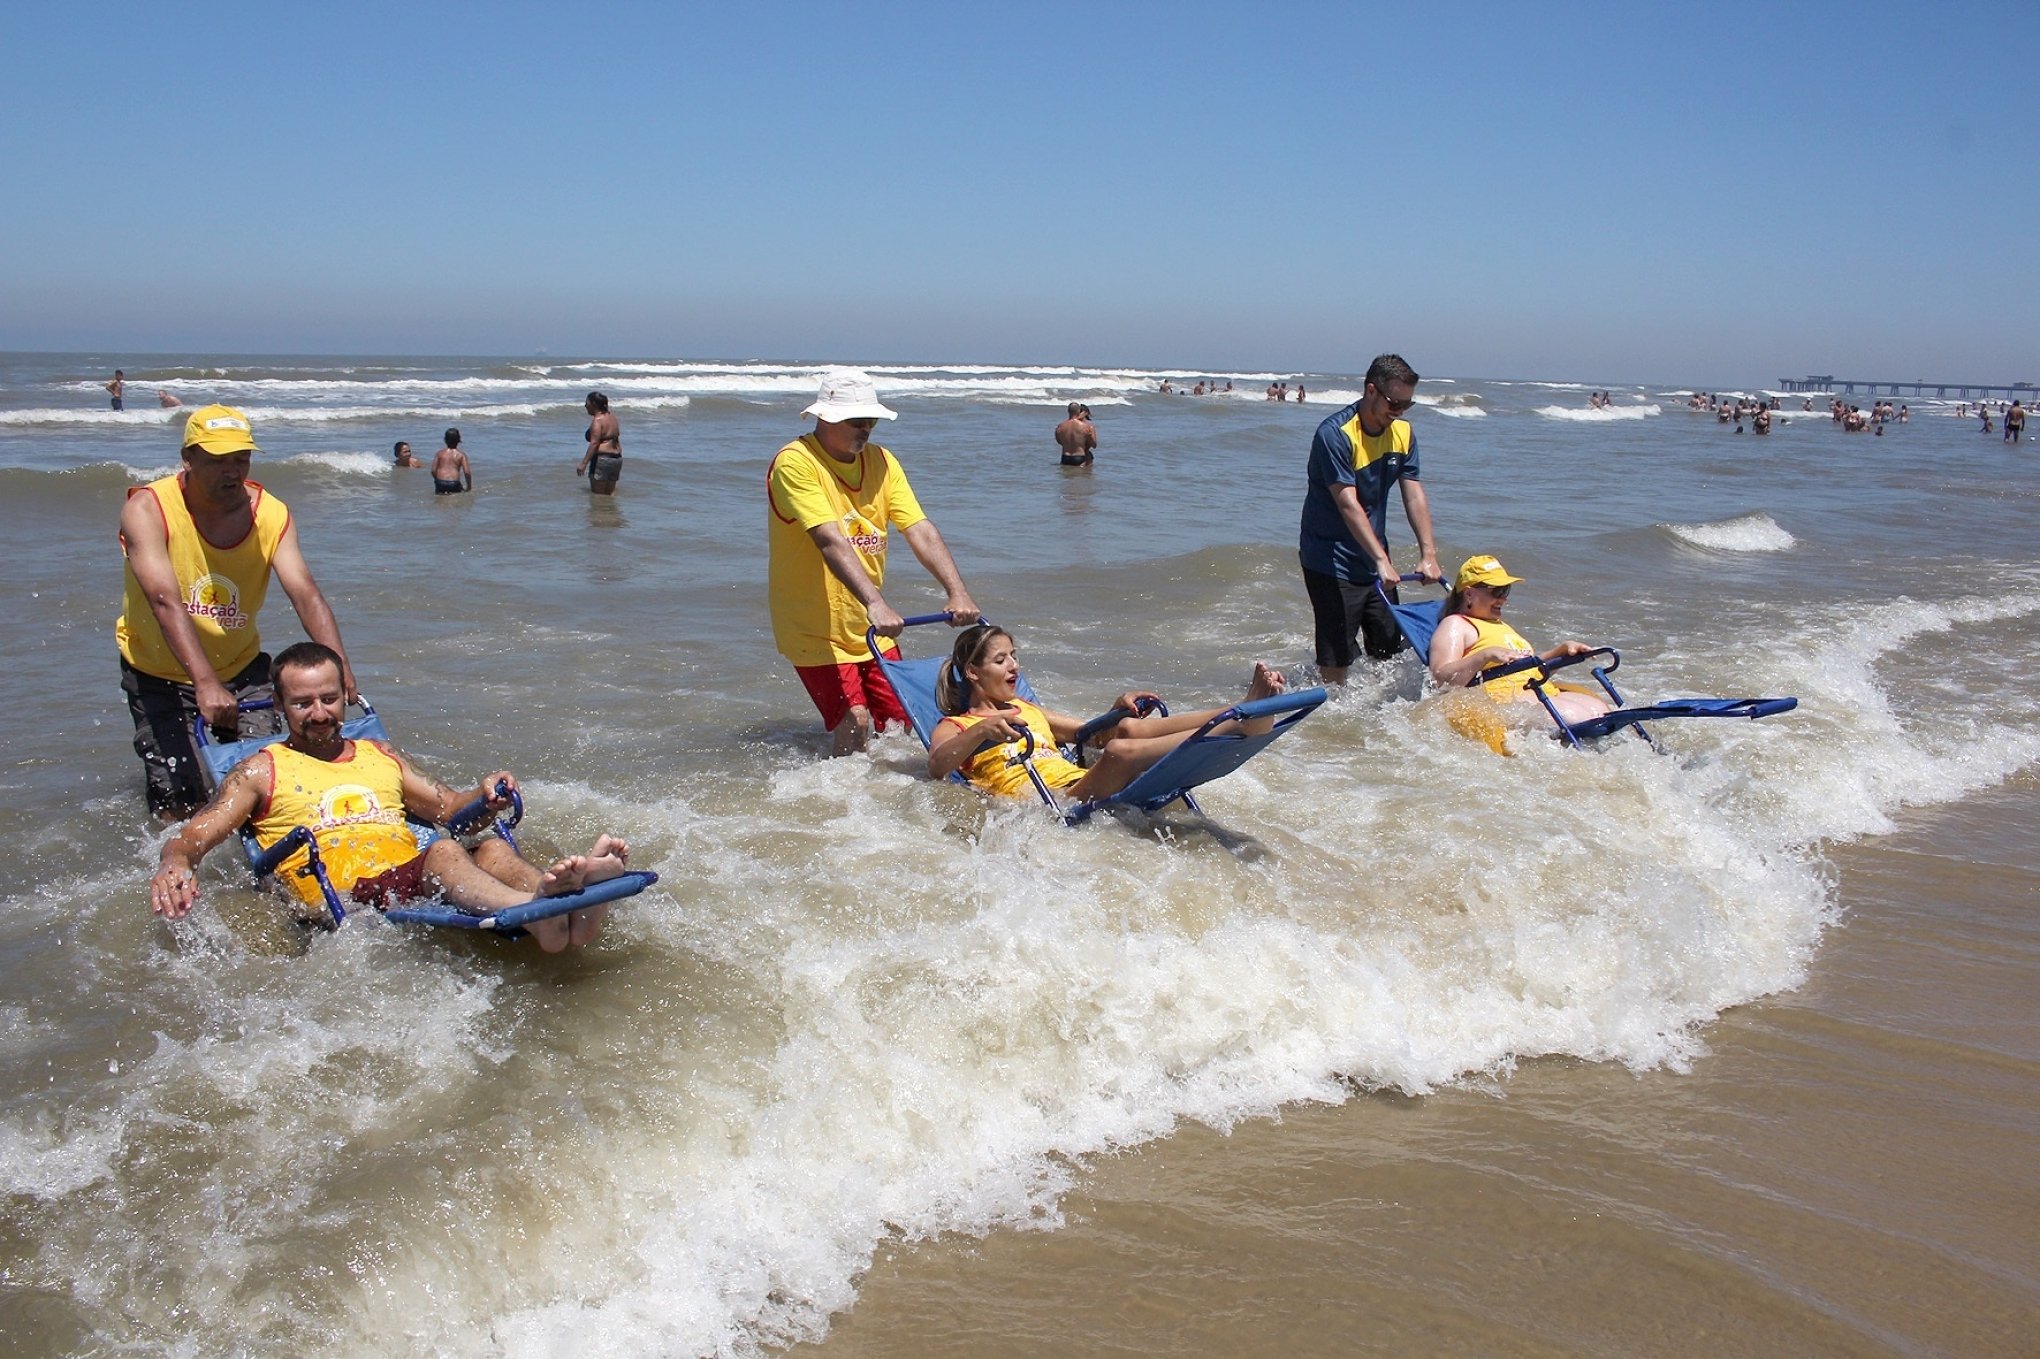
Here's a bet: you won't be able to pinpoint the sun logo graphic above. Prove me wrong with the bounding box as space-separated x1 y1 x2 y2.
316 783 400 829
185 573 250 629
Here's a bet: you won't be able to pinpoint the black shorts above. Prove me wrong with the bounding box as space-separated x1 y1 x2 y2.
120 653 283 817
433 479 466 495
1301 566 1406 668
589 452 622 485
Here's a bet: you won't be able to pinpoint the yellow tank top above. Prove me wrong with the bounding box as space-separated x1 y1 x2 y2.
946 699 1085 797
252 740 419 905
116 475 290 682
1463 615 1539 696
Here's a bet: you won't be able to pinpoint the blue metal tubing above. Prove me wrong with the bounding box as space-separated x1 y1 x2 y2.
445 779 525 855
247 826 350 925
1071 697 1166 767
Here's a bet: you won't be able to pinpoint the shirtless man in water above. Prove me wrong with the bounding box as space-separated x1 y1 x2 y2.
431 428 473 494
577 391 623 494
151 643 628 951
1055 402 1097 467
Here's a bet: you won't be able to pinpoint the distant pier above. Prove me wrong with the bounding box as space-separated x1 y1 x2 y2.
1779 374 2038 400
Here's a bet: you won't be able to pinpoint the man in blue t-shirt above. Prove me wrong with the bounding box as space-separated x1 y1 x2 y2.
1297 353 1441 682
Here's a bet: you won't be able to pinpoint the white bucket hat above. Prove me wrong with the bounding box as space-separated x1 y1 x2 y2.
802 368 898 423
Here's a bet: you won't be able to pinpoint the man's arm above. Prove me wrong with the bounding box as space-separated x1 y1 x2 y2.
120 488 239 730
1398 479 1441 583
269 522 359 702
391 747 518 825
806 522 904 635
899 520 981 627
1329 484 1400 585
461 453 473 491
151 759 266 917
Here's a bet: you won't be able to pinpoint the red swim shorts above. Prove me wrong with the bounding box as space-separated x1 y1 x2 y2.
348 850 435 908
795 647 908 732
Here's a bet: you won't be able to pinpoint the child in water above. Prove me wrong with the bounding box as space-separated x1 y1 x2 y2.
928 623 1286 801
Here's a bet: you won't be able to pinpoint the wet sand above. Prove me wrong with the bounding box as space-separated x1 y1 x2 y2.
807 777 2040 1358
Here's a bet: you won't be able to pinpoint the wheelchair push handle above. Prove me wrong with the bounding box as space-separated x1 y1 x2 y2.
446 778 524 837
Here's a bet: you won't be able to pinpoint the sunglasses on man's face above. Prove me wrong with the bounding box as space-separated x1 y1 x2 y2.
1371 385 1414 414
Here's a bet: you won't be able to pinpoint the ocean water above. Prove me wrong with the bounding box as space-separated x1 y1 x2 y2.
0 354 2034 1356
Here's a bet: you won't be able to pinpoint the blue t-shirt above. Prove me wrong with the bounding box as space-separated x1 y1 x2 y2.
1298 401 1420 582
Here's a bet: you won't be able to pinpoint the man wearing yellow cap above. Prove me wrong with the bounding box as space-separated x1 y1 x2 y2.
116 404 357 817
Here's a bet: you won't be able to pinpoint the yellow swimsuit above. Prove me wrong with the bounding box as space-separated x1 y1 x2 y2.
943 699 1085 797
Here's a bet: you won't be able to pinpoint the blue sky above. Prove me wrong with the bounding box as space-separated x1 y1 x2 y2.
3 1 2033 384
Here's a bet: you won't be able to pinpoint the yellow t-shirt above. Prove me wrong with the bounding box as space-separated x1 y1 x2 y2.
251 740 419 906
942 699 1086 797
1463 615 1540 697
116 474 290 683
766 436 929 665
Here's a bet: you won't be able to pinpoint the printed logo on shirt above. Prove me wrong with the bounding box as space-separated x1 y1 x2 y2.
841 510 887 555
315 783 402 830
185 573 250 630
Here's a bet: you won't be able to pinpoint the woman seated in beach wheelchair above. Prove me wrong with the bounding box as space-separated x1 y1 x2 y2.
1426 555 1615 728
1414 554 1797 751
927 622 1293 803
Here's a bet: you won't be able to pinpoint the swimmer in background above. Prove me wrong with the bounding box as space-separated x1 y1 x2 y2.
927 622 1289 802
577 391 622 494
392 440 422 469
1055 402 1097 467
107 370 125 411
157 390 182 408
431 428 473 494
2008 400 2026 443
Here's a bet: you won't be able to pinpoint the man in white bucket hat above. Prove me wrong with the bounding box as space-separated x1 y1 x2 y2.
768 368 980 755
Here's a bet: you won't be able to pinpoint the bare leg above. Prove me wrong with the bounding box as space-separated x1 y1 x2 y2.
1066 664 1286 802
831 705 873 757
1319 664 1350 685
524 835 628 952
429 835 628 952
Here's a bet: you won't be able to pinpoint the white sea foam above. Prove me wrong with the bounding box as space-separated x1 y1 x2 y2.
1664 511 1797 552
1535 403 1663 421
283 450 396 476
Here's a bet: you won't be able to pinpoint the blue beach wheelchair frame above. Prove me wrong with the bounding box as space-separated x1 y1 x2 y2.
191 697 656 934
1375 577 1797 750
868 613 1328 824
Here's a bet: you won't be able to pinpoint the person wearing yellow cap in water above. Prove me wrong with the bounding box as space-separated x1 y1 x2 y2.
1428 555 1613 728
116 404 358 818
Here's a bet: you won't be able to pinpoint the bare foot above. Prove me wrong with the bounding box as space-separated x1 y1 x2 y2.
1245 661 1286 701
537 854 590 897
1239 662 1288 734
579 835 629 886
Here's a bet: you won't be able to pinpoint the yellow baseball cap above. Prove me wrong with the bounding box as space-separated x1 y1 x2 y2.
1454 554 1523 590
181 404 259 456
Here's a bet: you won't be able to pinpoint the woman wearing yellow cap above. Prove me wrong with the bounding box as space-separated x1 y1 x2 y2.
1428 556 1613 725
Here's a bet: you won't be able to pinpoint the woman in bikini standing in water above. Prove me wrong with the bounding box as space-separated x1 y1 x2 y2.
577 391 622 495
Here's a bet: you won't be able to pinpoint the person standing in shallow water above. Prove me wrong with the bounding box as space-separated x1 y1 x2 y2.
767 368 981 756
1297 352 1441 683
106 369 125 411
431 428 472 494
578 392 622 494
116 404 357 817
1054 402 1096 467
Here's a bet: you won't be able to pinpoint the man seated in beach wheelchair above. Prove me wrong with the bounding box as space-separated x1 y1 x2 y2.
927 622 1290 802
149 642 630 952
